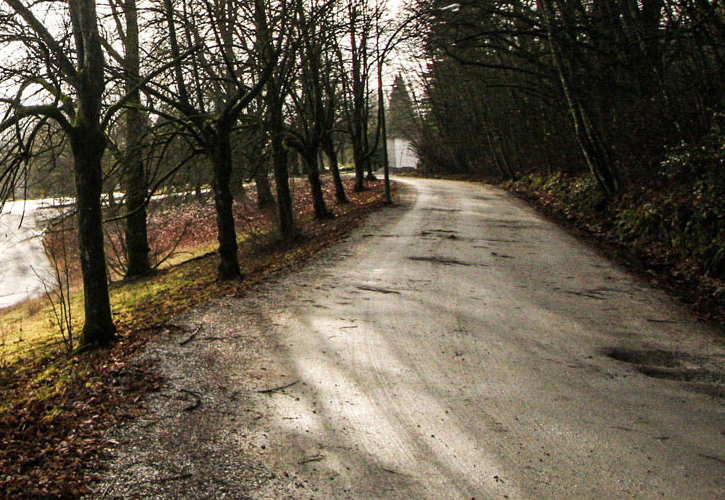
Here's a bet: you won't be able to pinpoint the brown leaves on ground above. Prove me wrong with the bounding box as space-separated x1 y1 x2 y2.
0 344 161 498
0 178 390 498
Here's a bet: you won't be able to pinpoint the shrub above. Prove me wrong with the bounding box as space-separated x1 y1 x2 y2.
508 126 725 279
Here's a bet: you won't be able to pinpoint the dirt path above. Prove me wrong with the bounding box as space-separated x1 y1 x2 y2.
94 178 725 499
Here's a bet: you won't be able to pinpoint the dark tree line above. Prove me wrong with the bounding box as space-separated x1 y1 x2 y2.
410 0 725 194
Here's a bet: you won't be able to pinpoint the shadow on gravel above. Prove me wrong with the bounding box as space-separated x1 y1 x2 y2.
603 347 725 397
419 231 462 240
423 208 462 213
604 348 683 367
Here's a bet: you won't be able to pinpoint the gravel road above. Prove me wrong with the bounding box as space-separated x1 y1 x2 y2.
95 178 725 499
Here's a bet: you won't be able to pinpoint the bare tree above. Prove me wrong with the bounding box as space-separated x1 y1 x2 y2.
337 0 383 191
139 0 274 279
120 0 152 276
104 0 152 278
255 0 297 240
286 0 346 219
0 0 117 347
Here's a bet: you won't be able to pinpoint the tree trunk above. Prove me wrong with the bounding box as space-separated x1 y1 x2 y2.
70 0 116 348
266 82 295 239
123 0 150 278
362 108 376 181
71 128 117 348
271 134 295 239
377 64 391 204
323 134 348 204
303 150 332 219
350 19 366 192
210 129 242 280
365 161 377 181
229 158 247 199
255 163 276 209
352 140 366 191
123 127 150 277
291 152 303 176
194 179 204 201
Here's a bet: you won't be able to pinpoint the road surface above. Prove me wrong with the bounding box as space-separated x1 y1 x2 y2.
96 178 725 499
0 200 55 309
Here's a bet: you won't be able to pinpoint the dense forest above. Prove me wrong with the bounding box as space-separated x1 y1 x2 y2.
413 0 724 183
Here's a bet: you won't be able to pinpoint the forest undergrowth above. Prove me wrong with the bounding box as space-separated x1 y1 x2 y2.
0 178 389 498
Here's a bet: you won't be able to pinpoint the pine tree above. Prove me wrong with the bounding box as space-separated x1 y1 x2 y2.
387 74 417 140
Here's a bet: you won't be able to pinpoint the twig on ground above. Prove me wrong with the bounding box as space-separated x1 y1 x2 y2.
298 454 325 465
178 324 203 345
257 380 299 394
99 477 118 499
381 467 414 477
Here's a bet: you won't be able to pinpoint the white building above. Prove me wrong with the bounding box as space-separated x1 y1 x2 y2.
386 137 418 170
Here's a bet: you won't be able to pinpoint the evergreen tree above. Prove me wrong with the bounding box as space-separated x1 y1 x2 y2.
387 74 417 140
